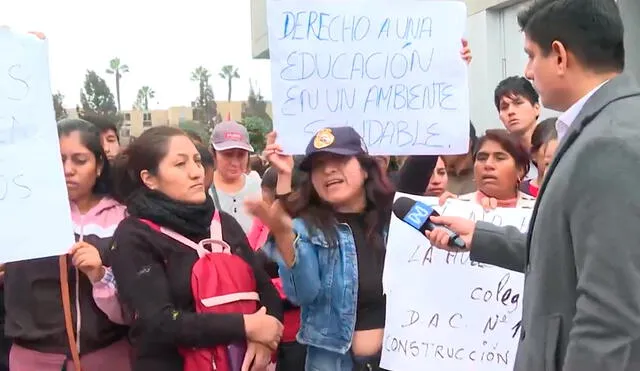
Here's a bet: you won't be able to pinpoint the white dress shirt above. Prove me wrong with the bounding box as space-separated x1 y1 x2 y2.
556 80 609 140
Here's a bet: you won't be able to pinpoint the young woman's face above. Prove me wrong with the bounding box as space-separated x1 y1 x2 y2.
310 153 367 211
474 139 524 199
142 135 206 204
533 139 559 179
425 157 448 197
60 131 102 202
215 149 249 182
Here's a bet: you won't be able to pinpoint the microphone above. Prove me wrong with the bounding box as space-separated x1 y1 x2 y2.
392 196 466 249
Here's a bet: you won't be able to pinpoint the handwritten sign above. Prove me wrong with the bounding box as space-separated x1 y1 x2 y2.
0 28 75 262
381 194 531 371
266 0 470 155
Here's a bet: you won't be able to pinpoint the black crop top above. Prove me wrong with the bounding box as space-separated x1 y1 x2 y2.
337 212 387 330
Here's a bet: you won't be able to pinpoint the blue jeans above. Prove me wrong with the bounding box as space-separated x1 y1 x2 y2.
305 346 386 371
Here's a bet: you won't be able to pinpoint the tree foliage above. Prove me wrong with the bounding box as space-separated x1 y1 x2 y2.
242 80 270 123
243 116 272 153
179 120 210 143
190 66 218 133
219 65 240 102
106 57 129 112
134 86 155 111
78 70 121 125
52 92 67 121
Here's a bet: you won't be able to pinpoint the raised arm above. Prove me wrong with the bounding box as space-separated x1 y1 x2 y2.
469 223 527 273
426 215 526 273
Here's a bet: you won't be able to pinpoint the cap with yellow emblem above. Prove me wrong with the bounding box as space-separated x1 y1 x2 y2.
298 126 367 171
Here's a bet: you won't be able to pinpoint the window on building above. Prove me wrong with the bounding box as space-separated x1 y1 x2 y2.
124 113 131 121
143 113 152 121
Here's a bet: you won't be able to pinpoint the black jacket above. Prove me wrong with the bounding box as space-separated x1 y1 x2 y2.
110 211 283 371
3 237 128 355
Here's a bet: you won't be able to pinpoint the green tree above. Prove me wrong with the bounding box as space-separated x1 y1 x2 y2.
219 65 240 102
243 116 272 153
134 86 155 111
78 70 120 124
190 66 218 132
52 92 67 121
179 120 210 143
106 57 129 112
242 79 271 122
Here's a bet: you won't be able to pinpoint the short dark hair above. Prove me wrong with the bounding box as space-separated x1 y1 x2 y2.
184 130 204 145
518 0 624 73
530 118 558 156
81 112 120 142
250 156 267 177
57 118 112 196
196 143 214 168
475 129 531 176
111 126 187 203
494 76 539 111
469 121 478 151
261 166 307 192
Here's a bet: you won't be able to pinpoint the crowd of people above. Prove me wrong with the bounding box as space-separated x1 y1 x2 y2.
2 0 640 370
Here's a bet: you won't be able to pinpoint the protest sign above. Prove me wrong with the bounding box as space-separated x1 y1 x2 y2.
381 194 531 371
267 0 470 155
0 27 75 262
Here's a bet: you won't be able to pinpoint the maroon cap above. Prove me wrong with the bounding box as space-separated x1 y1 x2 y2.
209 120 254 152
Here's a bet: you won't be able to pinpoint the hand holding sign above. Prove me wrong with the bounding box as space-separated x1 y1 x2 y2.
267 0 471 155
70 242 105 283
461 38 472 65
0 28 75 262
263 132 294 175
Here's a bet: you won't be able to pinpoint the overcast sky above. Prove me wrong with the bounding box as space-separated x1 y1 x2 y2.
2 0 273 109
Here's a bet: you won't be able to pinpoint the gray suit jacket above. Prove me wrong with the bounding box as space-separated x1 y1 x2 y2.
470 74 640 371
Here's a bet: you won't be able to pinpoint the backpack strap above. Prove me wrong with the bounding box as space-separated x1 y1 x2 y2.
59 255 82 371
139 217 230 258
201 291 261 308
211 210 222 241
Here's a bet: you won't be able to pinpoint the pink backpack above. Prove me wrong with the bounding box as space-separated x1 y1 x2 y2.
140 211 260 371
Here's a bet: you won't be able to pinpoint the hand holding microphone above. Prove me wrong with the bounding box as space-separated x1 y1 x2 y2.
392 197 476 251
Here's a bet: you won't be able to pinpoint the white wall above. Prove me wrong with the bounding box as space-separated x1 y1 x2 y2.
619 0 640 82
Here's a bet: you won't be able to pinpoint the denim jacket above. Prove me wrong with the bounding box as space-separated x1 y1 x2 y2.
264 217 390 355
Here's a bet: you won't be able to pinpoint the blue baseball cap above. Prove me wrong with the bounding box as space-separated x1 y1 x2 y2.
298 127 367 171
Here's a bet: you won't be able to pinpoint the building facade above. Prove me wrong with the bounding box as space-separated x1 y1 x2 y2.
250 0 639 134
65 101 273 140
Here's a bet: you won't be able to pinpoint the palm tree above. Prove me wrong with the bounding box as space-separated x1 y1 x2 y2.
191 66 211 86
191 66 215 125
135 86 155 111
106 58 129 111
219 65 240 102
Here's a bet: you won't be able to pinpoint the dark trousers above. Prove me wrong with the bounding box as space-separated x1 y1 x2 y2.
352 353 389 371
276 341 307 371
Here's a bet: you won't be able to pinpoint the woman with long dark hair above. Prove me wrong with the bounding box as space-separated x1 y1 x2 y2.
246 127 438 370
4 119 131 371
108 126 283 371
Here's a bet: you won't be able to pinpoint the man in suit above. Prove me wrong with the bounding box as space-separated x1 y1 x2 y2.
426 0 640 370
